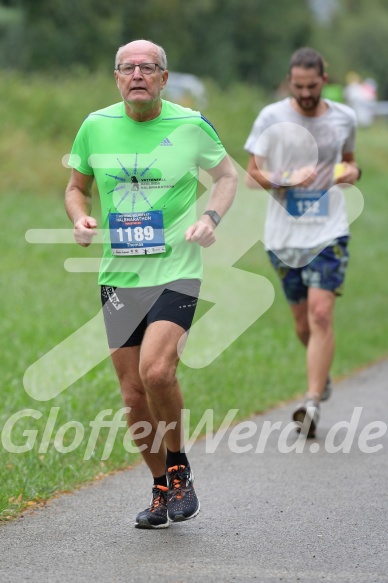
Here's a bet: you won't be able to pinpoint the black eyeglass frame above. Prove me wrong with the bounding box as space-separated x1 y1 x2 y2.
116 63 165 75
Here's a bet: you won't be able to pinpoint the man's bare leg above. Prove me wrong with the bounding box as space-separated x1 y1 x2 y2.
111 320 199 526
110 345 166 478
139 320 187 454
290 287 335 400
305 287 335 400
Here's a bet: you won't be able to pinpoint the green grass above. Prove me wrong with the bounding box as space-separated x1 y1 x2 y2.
1 72 387 520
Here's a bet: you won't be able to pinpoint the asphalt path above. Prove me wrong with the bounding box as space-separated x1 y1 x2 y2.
1 360 387 583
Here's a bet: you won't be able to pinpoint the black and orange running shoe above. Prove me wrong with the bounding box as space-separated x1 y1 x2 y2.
167 465 200 522
135 485 169 529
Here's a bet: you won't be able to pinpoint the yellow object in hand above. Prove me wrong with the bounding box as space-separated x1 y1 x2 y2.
333 163 345 181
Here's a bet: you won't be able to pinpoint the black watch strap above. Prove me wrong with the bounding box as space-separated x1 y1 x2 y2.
203 210 221 226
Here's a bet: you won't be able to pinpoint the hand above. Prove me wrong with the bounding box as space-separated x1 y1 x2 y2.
334 162 359 185
185 219 216 248
290 166 317 187
73 216 98 247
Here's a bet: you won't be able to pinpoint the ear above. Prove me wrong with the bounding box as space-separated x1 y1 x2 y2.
161 70 169 91
322 72 329 85
114 69 120 87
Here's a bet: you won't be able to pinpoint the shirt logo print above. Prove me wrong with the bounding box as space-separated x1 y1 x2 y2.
106 155 155 212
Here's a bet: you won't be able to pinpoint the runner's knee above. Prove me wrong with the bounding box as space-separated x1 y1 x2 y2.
120 382 148 410
308 302 332 330
140 359 177 392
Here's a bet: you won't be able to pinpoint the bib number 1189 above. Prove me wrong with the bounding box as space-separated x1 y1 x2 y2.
116 226 154 242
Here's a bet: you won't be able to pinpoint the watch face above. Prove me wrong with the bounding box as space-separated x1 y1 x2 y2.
205 211 220 225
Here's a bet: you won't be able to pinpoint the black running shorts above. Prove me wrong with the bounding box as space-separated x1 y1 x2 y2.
100 279 201 348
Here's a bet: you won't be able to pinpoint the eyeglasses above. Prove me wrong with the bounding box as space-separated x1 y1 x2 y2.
116 63 165 76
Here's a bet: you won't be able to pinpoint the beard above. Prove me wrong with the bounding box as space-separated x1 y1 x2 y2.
294 94 321 111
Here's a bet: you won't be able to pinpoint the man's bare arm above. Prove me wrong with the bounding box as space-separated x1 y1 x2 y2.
65 169 97 247
185 154 238 247
245 154 317 190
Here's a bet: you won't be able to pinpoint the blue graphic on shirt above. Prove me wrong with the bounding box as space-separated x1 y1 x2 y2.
106 155 160 212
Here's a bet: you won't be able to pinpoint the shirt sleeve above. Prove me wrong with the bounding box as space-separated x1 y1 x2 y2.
197 115 227 169
343 110 357 153
244 106 275 157
68 117 94 176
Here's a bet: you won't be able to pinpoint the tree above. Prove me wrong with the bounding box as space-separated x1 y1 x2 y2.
1 0 315 91
310 0 388 98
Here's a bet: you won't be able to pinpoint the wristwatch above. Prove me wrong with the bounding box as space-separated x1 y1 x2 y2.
203 210 221 226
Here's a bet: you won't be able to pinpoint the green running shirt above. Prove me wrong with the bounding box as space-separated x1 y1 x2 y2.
69 99 226 287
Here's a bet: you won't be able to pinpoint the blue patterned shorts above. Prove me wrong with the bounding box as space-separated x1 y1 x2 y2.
267 237 349 304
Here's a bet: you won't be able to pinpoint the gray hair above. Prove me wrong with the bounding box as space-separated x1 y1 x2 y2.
115 41 167 70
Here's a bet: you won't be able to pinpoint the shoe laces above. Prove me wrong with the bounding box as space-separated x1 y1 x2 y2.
167 465 189 500
150 485 168 512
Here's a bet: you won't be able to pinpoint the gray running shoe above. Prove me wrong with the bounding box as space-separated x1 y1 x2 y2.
292 398 320 438
320 376 333 402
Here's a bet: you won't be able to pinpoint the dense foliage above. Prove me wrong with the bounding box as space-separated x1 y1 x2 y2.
1 0 388 96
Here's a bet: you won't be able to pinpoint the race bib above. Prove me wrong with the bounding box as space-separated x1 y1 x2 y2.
286 189 329 222
109 210 166 255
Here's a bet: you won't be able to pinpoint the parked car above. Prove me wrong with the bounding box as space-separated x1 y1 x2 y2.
163 72 207 109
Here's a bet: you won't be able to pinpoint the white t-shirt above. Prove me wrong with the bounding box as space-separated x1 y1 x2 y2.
244 98 356 254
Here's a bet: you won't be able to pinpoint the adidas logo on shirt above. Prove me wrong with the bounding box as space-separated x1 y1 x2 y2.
160 137 173 146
